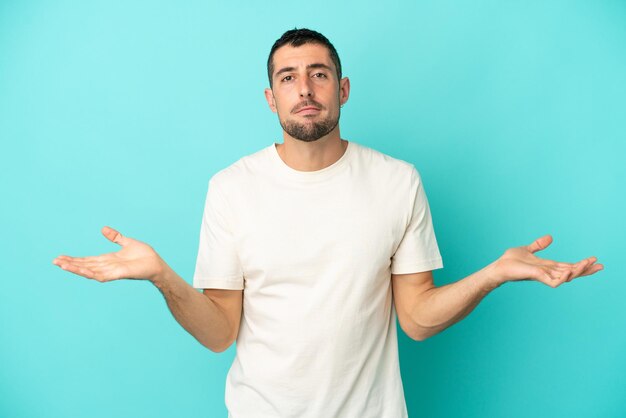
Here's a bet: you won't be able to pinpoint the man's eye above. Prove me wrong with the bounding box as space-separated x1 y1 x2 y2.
281 75 293 82
313 73 327 78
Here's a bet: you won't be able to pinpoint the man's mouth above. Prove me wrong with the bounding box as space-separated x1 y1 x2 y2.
293 101 324 114
296 106 321 114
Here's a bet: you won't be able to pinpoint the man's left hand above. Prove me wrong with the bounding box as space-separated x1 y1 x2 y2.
490 235 604 288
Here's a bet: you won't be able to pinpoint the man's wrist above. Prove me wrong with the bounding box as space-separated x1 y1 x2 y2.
477 262 506 293
149 258 172 290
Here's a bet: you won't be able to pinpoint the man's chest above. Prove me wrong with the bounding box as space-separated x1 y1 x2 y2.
228 180 407 286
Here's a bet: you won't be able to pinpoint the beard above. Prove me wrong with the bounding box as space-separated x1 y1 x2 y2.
279 109 340 142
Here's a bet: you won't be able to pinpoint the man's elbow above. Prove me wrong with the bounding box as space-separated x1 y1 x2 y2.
199 336 236 353
403 320 441 341
210 343 233 353
408 329 433 342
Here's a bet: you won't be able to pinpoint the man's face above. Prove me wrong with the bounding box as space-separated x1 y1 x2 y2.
265 43 350 142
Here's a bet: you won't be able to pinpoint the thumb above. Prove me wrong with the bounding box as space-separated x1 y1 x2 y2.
526 234 553 254
101 226 129 247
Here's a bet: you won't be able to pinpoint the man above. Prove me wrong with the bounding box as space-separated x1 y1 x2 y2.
52 28 603 418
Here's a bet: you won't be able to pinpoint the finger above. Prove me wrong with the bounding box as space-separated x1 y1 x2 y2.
555 262 575 269
546 256 597 271
526 235 553 254
54 255 101 264
566 259 590 282
545 263 572 272
572 256 597 266
57 260 119 282
531 266 561 288
556 260 585 283
102 226 129 247
579 262 604 278
548 267 570 287
64 260 107 271
565 257 594 279
56 261 99 281
546 265 579 288
570 257 599 278
53 254 113 267
565 258 603 281
559 267 574 284
537 260 573 270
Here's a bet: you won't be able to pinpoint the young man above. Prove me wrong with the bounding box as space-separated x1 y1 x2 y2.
53 28 603 418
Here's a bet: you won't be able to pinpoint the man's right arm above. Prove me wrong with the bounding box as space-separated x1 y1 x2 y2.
153 265 242 353
53 226 242 353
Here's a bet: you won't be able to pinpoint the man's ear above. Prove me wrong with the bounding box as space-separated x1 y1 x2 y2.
264 88 277 113
339 77 350 107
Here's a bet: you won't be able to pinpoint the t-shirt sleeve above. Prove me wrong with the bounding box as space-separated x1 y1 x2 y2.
192 176 244 290
390 166 444 275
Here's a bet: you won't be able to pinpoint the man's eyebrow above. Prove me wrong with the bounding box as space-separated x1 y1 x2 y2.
306 63 333 72
274 66 296 78
274 63 333 78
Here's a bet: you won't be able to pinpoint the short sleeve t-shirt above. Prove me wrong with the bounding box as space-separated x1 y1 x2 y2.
193 141 443 418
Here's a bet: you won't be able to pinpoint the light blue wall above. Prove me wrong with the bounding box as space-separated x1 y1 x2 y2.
1 1 624 417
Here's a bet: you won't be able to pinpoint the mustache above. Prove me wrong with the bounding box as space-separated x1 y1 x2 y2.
292 100 325 113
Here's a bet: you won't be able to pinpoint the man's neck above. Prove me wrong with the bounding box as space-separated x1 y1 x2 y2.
276 132 348 172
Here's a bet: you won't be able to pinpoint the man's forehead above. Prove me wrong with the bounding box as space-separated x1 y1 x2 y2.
272 43 335 71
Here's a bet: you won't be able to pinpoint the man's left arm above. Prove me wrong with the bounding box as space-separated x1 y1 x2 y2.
391 234 604 341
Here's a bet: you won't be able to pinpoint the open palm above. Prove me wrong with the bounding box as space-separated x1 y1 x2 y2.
53 226 164 282
494 235 603 288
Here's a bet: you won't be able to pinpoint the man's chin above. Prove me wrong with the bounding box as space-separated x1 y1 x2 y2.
285 129 324 142
280 116 339 142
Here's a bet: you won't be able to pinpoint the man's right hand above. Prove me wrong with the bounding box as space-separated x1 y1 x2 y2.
53 225 240 352
53 226 166 283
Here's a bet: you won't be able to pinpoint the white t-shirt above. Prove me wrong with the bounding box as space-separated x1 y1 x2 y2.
193 141 443 418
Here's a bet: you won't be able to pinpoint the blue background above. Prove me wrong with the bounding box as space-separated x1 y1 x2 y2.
1 1 624 417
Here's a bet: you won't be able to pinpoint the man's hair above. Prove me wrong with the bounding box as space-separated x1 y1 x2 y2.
267 28 342 88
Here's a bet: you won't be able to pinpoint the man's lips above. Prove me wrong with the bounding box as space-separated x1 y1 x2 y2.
295 106 321 114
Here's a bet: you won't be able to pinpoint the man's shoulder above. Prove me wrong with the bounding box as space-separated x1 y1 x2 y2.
352 141 417 177
209 144 272 187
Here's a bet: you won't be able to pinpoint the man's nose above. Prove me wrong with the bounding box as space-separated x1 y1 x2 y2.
298 77 314 98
